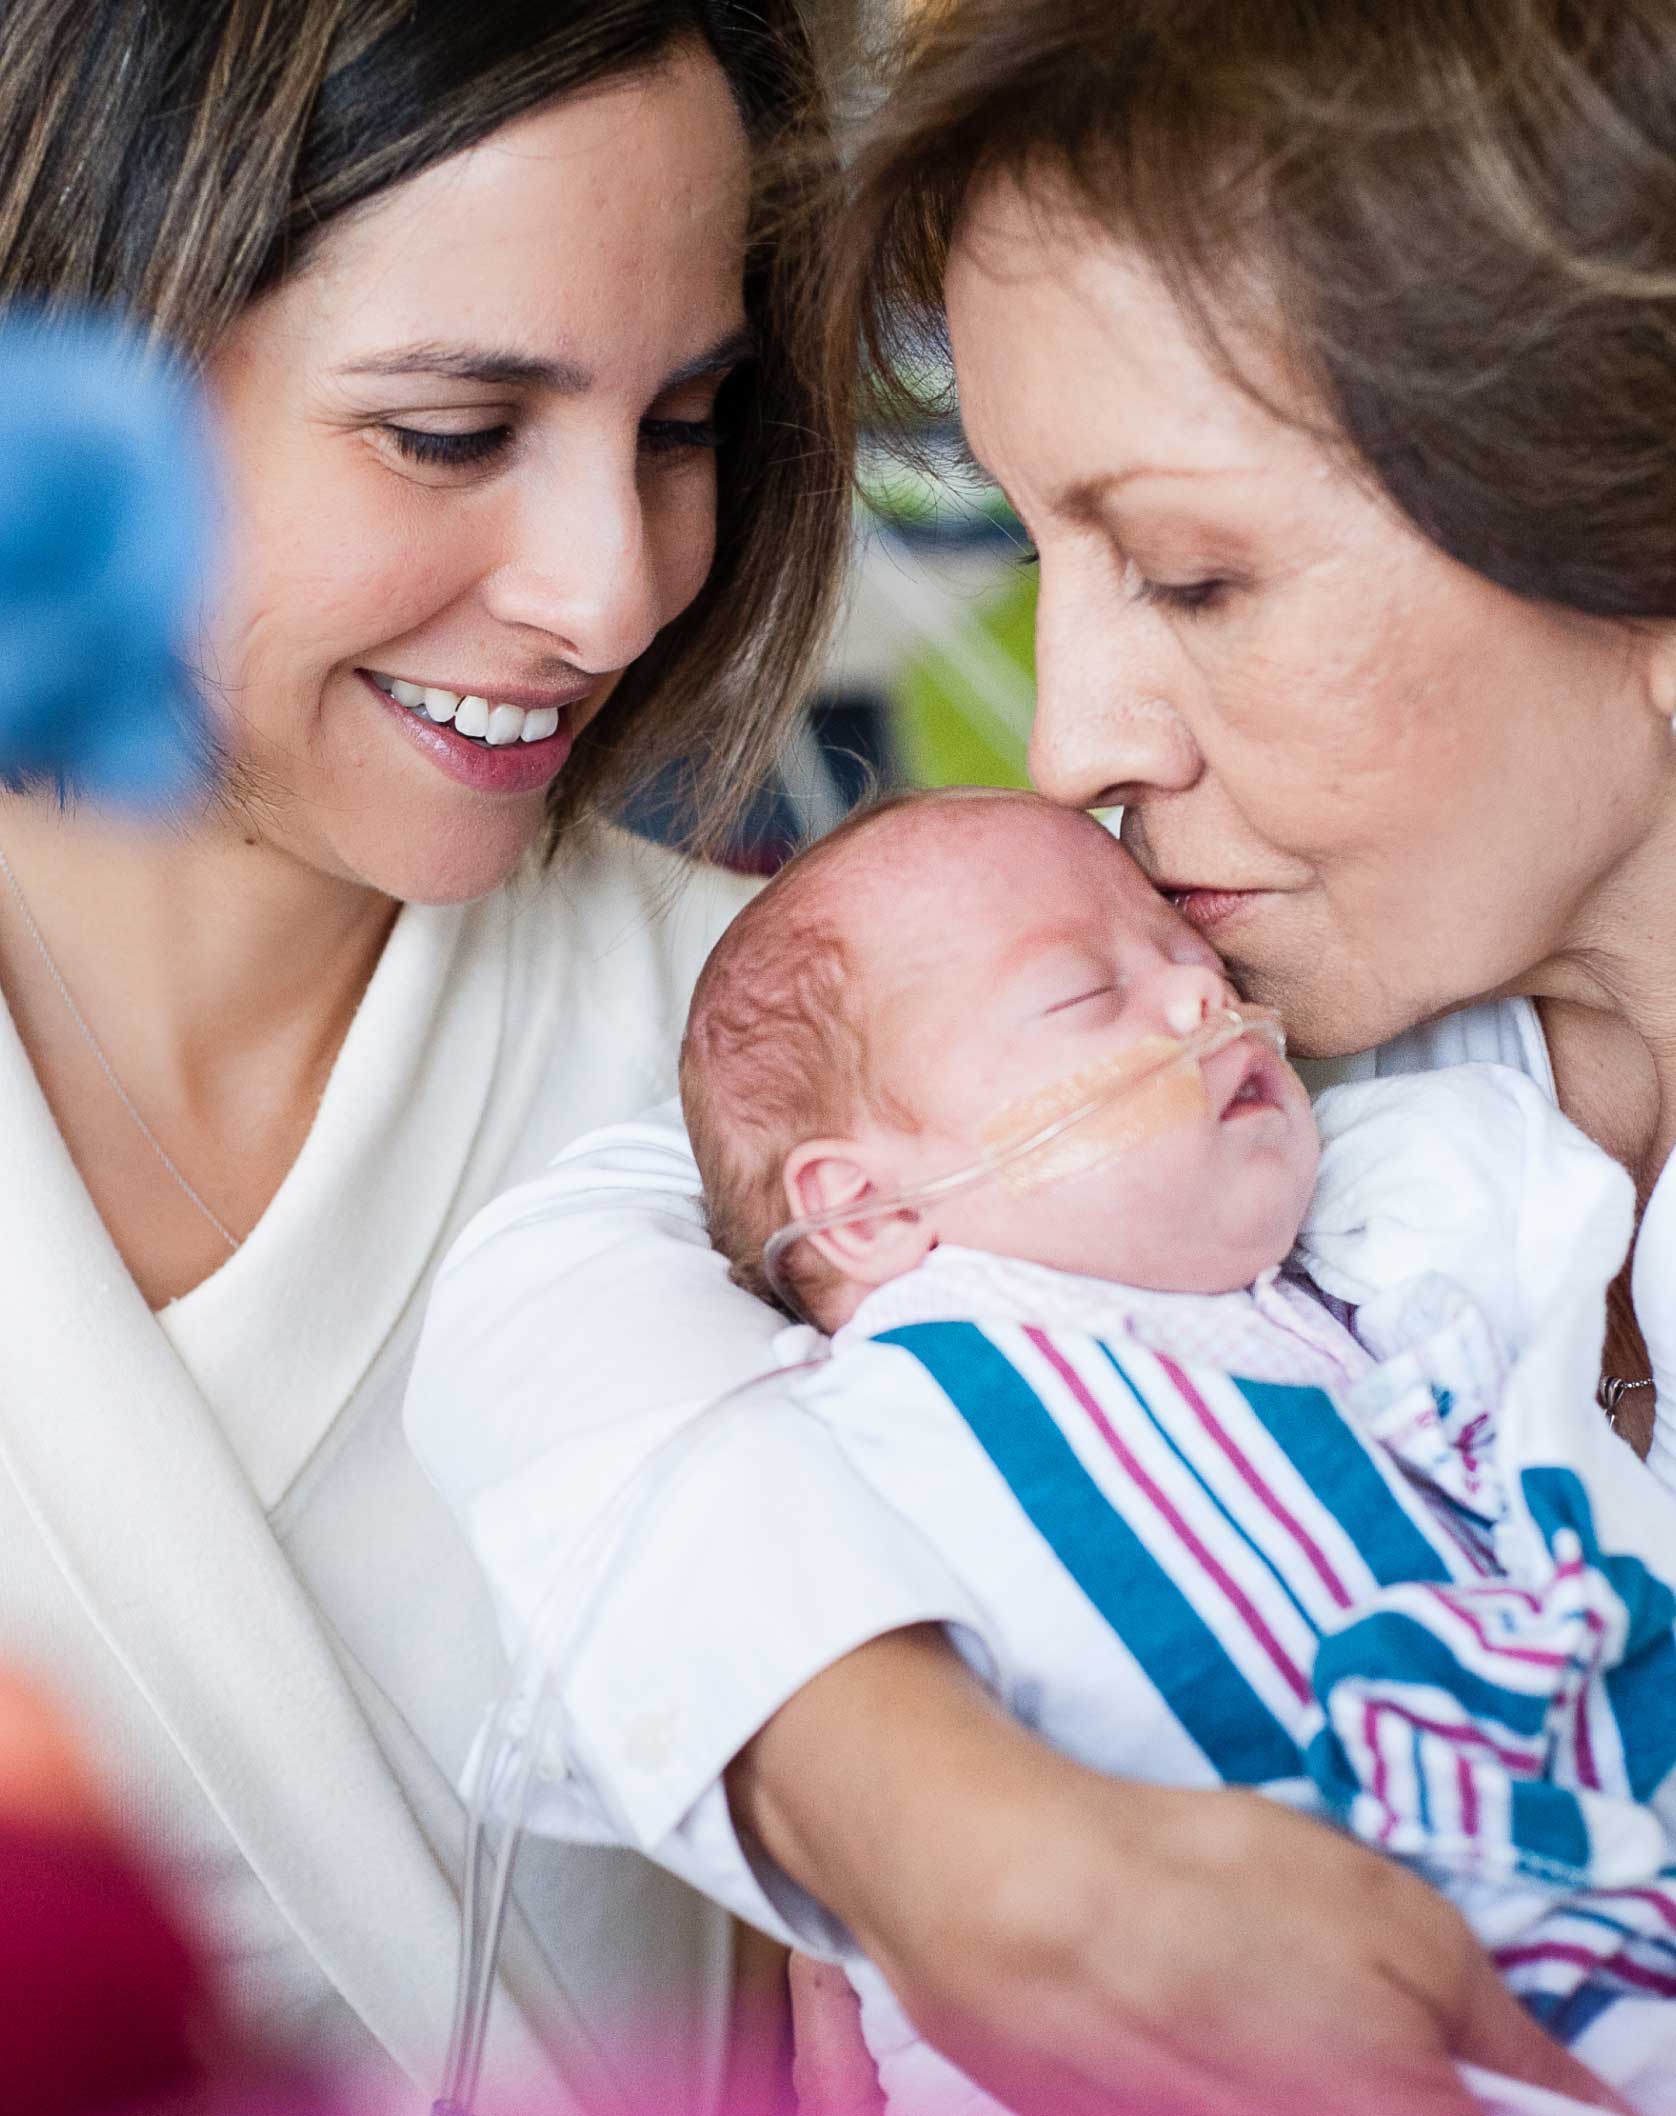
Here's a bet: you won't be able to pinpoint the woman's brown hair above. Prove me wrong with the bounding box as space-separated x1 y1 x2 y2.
836 0 1676 625
0 0 850 852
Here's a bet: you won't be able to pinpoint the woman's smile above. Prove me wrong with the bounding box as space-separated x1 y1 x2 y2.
199 51 753 904
355 668 582 797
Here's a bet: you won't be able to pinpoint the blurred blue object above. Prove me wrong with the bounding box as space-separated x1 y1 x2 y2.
0 310 212 806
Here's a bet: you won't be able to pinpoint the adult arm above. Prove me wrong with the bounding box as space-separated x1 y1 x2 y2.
407 1109 1608 2116
735 1629 1616 2116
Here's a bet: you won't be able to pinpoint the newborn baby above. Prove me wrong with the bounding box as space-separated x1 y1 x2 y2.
684 784 1325 1337
668 788 1676 2116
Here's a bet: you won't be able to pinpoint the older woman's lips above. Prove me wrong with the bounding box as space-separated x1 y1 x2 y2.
1169 887 1263 932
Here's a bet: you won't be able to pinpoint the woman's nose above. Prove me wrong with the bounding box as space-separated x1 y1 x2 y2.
480 471 663 673
1147 960 1232 1039
1027 567 1203 809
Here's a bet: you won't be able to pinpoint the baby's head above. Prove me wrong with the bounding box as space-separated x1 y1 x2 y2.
680 789 1320 1329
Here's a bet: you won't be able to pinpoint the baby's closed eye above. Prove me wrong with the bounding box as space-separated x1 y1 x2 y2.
1044 984 1122 1018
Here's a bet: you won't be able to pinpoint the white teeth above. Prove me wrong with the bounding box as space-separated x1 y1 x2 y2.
380 676 563 748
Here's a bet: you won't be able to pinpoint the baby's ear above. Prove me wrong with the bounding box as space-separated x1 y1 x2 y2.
782 1139 936 1287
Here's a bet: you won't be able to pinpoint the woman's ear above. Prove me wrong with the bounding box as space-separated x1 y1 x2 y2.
782 1138 937 1288
1643 624 1676 743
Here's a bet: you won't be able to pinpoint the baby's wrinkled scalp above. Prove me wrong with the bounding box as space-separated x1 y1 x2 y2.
680 788 1040 1310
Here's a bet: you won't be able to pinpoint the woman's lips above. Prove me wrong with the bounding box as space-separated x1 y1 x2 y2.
357 670 577 796
1169 887 1265 932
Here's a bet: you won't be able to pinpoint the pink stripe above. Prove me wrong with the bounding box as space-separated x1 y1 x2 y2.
1596 1886 1676 1934
1024 1329 1312 1705
1154 1354 1353 1610
1423 1588 1570 1671
1456 1753 1479 1838
1496 1943 1676 2000
1429 1502 1498 1579
1560 1559 1605 1794
1571 1674 1601 1795
1365 1699 1393 1843
1373 1698 1541 1776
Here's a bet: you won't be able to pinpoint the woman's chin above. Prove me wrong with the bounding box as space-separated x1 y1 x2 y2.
1218 955 1421 1064
318 804 550 907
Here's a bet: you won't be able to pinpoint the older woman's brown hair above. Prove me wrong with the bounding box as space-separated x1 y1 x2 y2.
836 0 1676 626
0 0 850 853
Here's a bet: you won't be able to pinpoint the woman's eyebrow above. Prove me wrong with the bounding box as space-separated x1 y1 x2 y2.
336 327 755 395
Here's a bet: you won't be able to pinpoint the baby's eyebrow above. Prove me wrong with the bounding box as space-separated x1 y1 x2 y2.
991 930 1124 1007
993 922 1100 975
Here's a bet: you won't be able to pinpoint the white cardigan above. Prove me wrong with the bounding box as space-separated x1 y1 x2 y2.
0 826 753 2113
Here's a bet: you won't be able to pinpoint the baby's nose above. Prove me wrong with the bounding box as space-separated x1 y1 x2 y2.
1155 962 1232 1038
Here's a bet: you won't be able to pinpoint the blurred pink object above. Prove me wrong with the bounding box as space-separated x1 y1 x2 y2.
0 1666 343 2116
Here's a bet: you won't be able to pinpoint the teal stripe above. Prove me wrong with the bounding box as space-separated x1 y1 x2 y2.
1508 1779 1594 1882
1234 1378 1454 1587
876 1322 1303 1782
1522 1467 1676 1802
1097 1345 1320 1639
1313 1609 1553 1736
1520 1982 1620 2044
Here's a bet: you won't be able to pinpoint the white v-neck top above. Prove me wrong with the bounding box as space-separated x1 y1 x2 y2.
0 825 754 2114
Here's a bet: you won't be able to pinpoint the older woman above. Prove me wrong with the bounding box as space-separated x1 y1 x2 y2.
409 1 1676 2111
0 0 844 2107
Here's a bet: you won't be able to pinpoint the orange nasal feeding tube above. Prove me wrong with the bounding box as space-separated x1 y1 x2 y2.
761 1003 1285 1315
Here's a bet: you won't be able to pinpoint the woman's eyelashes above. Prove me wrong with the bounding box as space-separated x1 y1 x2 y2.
1137 575 1231 616
383 423 511 469
379 409 728 476
639 413 727 456
1014 543 1231 615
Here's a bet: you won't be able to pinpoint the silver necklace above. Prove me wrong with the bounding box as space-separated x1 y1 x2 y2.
0 842 240 1254
1598 1372 1654 1428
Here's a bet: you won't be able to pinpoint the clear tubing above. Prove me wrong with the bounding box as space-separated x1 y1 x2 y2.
761 1003 1284 1316
435 1003 1285 2113
434 1359 830 2116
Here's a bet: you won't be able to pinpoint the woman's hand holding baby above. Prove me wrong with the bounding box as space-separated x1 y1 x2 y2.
735 1628 1618 2116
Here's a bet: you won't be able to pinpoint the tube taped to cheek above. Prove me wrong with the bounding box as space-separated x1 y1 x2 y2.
980 1036 1210 1194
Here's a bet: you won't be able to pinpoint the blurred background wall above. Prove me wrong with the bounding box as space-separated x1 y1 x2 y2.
626 0 1038 872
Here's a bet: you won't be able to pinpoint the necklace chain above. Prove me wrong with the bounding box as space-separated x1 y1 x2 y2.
0 842 240 1254
1597 1372 1654 1428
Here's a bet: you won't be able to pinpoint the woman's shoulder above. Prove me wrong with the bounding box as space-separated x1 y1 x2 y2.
440 825 758 1134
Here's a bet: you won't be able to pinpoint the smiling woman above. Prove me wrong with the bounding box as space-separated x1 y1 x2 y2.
0 0 843 2106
